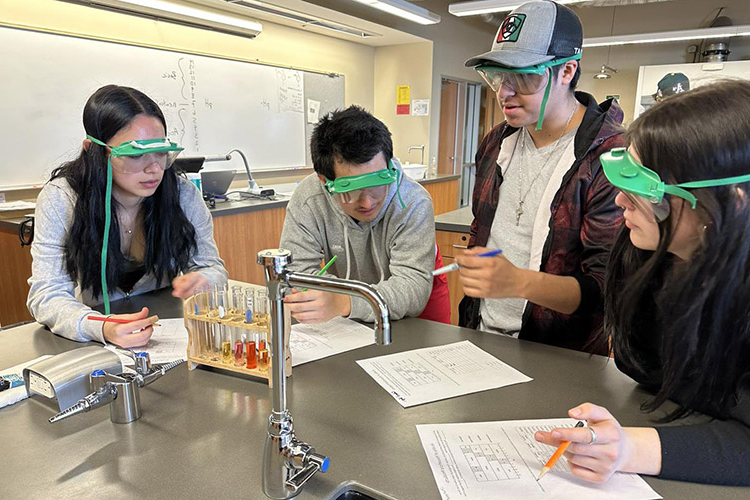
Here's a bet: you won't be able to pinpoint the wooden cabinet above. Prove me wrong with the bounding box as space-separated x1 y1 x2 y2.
436 229 469 325
0 227 33 327
422 179 459 215
211 206 287 286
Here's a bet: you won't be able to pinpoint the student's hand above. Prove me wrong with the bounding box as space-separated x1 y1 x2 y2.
534 403 641 484
283 289 351 324
102 307 156 348
171 272 210 299
456 246 527 299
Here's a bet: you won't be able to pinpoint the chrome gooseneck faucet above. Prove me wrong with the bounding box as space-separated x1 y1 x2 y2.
407 144 425 165
257 248 391 499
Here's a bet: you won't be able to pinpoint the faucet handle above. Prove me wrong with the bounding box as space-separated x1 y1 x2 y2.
134 351 151 375
285 452 330 492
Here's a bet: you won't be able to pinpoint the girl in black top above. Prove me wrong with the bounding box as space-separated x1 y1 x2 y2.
535 80 750 485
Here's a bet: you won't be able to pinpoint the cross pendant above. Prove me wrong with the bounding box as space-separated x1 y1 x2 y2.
515 202 524 225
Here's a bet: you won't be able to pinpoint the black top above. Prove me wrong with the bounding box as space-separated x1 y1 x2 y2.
616 333 750 485
118 257 147 294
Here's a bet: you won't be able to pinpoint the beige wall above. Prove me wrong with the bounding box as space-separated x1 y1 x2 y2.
374 42 433 165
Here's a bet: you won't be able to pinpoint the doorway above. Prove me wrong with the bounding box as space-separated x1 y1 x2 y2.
438 78 483 206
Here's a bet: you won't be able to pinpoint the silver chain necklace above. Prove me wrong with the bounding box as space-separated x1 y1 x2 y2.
514 102 578 226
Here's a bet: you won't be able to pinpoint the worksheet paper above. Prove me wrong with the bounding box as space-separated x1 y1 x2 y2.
417 419 661 500
290 317 375 366
105 318 188 366
356 341 532 407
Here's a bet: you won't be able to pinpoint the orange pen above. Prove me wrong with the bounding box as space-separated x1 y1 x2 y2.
537 421 585 480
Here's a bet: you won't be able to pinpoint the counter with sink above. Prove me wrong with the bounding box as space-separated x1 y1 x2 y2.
0 288 743 500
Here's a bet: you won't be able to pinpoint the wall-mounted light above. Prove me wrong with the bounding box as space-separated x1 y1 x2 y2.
62 0 263 38
351 0 441 25
584 24 750 48
448 0 585 17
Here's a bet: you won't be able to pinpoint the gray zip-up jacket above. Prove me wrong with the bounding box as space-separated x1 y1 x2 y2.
279 160 435 322
27 176 227 343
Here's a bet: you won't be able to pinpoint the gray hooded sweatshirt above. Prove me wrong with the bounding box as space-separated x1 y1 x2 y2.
279 160 435 322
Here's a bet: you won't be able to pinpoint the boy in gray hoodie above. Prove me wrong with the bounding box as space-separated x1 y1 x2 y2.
280 106 448 324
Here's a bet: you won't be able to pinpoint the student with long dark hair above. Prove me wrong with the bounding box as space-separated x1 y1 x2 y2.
535 80 750 485
28 85 227 347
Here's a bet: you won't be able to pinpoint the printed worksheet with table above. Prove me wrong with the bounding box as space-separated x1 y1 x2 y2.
417 419 661 500
356 340 532 407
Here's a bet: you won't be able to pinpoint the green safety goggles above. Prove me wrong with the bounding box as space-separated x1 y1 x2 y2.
475 53 582 131
601 147 750 222
324 160 404 207
87 135 183 173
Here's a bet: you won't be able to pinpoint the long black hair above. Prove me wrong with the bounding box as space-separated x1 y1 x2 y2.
50 85 197 298
604 80 750 421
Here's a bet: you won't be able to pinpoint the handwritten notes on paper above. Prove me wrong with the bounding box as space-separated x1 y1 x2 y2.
356 341 532 407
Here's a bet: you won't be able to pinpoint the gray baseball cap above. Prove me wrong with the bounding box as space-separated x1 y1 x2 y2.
465 1 583 68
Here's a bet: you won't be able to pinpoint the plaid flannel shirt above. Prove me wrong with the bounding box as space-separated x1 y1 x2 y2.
459 92 626 354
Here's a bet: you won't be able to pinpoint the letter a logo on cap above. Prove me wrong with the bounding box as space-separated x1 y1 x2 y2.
498 13 526 43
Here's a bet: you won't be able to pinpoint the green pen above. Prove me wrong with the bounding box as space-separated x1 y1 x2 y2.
302 255 338 292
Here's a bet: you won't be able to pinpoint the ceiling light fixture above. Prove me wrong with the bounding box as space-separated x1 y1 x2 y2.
583 24 750 47
448 0 585 17
62 0 263 38
593 64 617 80
224 1 381 38
351 0 441 25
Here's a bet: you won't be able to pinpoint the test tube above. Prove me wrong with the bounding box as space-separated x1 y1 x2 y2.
246 333 257 370
207 284 221 359
230 285 245 321
254 288 269 326
217 286 231 363
234 340 244 367
244 288 254 324
258 330 269 371
198 285 215 357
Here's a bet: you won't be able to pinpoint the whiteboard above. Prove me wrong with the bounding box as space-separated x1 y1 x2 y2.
0 26 341 188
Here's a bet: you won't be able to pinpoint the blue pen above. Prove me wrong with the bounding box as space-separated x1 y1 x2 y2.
431 249 503 276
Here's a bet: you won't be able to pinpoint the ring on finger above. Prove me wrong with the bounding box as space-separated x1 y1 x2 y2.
587 426 597 445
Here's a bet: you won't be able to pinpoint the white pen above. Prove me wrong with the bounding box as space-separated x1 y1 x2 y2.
430 249 503 277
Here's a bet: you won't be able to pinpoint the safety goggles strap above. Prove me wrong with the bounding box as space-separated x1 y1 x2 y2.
536 67 553 131
87 135 109 149
677 173 750 190
662 184 697 209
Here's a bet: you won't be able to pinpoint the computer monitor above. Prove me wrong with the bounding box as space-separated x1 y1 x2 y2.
173 157 205 173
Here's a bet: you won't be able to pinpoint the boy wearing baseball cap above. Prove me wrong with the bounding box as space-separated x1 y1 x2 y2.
457 0 626 353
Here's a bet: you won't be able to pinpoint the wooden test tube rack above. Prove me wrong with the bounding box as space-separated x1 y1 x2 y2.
182 288 292 386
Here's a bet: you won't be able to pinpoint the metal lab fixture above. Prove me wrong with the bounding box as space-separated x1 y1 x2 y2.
257 248 391 499
407 144 425 165
49 352 184 424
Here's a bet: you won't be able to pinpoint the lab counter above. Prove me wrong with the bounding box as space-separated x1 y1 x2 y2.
434 206 472 234
0 289 745 500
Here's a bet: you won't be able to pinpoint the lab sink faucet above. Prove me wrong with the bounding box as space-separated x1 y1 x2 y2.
257 248 391 499
408 144 425 165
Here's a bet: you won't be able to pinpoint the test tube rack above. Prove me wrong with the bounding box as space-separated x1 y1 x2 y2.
182 284 291 386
